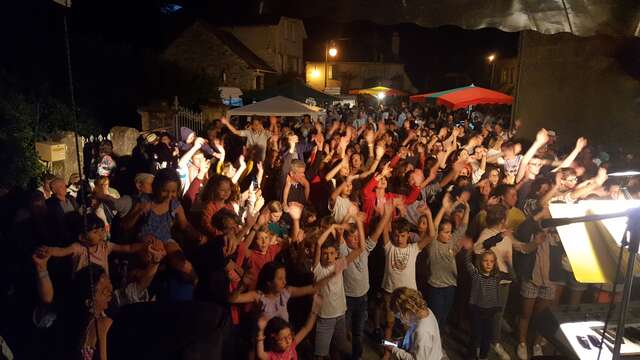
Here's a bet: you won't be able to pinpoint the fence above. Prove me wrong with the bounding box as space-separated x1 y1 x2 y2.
173 97 208 137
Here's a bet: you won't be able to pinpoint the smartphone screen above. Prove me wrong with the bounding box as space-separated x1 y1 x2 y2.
382 340 398 347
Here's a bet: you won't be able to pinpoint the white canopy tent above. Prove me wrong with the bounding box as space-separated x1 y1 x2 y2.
227 96 324 120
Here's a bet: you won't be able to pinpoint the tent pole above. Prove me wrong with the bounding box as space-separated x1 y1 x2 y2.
510 31 525 133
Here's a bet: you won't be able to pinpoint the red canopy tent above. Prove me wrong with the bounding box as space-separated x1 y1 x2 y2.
410 85 513 110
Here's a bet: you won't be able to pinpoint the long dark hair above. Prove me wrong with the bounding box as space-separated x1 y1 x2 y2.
264 316 292 352
62 264 106 359
256 261 285 294
201 174 232 203
151 168 180 202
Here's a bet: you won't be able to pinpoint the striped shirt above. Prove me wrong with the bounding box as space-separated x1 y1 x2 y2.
463 250 511 309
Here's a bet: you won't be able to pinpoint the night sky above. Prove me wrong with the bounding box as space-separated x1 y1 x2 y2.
1 0 518 128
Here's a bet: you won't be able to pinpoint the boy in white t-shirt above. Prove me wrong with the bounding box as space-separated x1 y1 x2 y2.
377 204 434 359
339 206 391 359
313 223 364 359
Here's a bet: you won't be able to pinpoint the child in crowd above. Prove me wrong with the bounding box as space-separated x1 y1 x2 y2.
379 204 434 354
312 221 366 359
36 213 147 275
257 294 323 360
461 237 512 360
229 261 335 322
426 193 469 330
121 169 205 284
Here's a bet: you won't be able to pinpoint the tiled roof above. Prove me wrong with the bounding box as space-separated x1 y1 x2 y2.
197 21 276 73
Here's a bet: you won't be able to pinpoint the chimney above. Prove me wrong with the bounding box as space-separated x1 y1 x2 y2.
391 32 400 60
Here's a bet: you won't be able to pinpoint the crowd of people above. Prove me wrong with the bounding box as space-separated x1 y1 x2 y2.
1 100 639 360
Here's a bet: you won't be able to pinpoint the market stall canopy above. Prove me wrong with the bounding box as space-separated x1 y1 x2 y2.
349 86 408 96
410 85 513 110
263 0 640 37
227 96 324 119
242 80 337 105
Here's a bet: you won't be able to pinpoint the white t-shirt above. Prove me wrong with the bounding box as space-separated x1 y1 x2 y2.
382 242 420 293
313 259 347 318
340 239 376 297
330 196 353 224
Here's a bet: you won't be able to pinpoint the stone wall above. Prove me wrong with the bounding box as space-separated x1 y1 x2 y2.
163 22 258 90
110 126 139 157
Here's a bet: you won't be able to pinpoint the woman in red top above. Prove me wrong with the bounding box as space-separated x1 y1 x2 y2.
361 162 421 226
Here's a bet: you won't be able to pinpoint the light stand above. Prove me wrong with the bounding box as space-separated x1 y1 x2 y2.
612 208 640 359
542 207 640 359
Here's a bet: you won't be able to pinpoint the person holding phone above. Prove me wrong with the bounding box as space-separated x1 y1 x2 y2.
385 287 443 360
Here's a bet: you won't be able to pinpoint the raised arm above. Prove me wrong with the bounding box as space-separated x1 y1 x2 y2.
371 203 394 244
515 128 549 183
178 137 206 169
330 176 356 207
231 155 247 184
228 289 260 304
38 244 75 258
325 157 348 182
358 143 384 179
32 251 54 304
434 193 453 230
552 137 587 172
220 117 244 137
439 159 465 187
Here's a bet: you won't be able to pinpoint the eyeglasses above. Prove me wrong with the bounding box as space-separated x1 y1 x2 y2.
529 162 543 167
564 177 578 182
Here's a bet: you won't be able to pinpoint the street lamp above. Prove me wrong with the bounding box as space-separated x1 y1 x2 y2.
487 53 497 88
324 41 338 92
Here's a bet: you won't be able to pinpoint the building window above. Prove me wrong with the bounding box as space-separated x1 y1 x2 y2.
289 22 296 42
220 70 227 85
255 74 264 90
287 55 298 73
328 65 334 80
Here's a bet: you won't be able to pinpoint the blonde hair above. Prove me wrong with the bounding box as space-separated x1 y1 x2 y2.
476 250 499 276
268 200 283 213
389 287 428 318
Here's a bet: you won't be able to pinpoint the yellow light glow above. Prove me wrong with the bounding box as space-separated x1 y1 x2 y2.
328 47 338 57
311 69 321 78
487 54 496 62
376 92 386 100
549 200 640 284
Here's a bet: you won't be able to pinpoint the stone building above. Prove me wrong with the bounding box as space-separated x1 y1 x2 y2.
223 16 307 76
164 21 276 91
491 57 518 95
305 61 417 95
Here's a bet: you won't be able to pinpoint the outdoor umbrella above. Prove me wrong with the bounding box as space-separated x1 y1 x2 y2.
410 84 513 110
349 86 408 97
227 96 324 120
